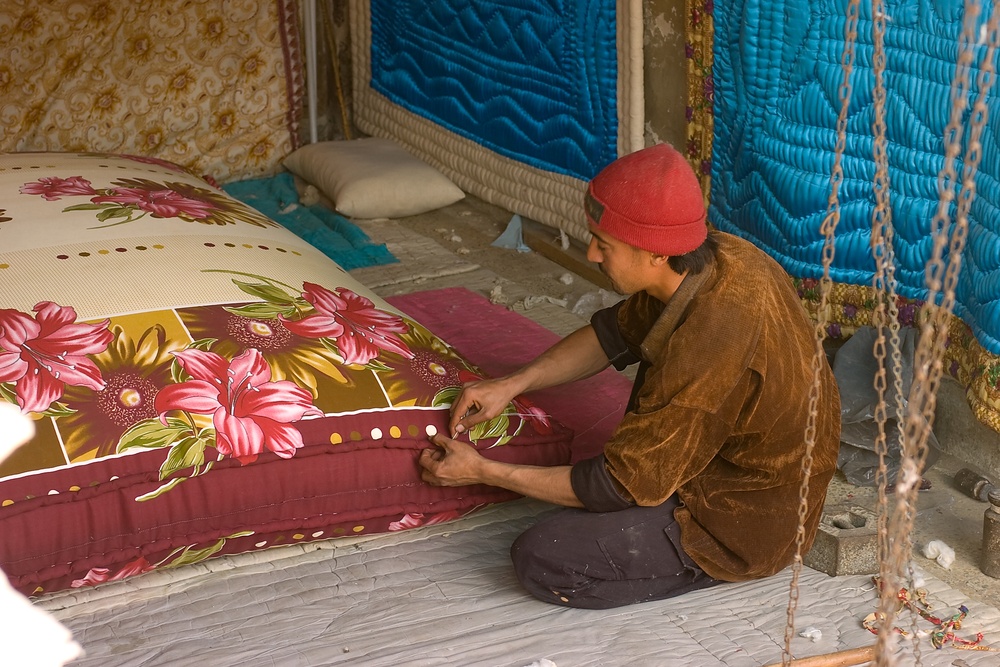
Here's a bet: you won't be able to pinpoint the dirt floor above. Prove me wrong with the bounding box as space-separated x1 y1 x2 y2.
376 195 615 319
349 193 1000 615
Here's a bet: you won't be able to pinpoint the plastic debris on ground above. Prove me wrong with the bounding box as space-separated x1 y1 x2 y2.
435 227 463 243
570 289 622 319
832 326 942 487
492 214 532 253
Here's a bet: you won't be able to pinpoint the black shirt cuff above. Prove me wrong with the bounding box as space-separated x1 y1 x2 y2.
571 454 635 512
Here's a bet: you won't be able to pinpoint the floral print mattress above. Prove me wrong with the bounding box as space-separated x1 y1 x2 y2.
0 152 571 597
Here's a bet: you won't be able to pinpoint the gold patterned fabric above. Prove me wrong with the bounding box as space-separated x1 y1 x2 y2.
0 0 304 183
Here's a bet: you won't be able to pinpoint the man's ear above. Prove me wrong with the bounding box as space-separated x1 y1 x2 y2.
650 253 670 266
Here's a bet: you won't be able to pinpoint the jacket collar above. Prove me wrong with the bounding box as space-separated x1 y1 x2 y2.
639 258 716 362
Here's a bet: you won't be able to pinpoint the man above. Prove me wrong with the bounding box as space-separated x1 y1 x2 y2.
418 143 841 610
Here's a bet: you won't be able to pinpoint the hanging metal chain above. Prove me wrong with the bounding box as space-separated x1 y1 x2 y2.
876 0 974 656
865 0 924 663
780 1 859 663
866 0 907 625
877 2 999 664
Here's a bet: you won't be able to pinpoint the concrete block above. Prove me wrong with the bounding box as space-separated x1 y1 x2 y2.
804 505 880 576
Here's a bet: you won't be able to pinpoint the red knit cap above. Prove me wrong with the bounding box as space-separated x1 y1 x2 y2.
584 143 707 256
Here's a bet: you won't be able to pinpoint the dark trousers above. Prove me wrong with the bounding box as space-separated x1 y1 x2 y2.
510 496 720 609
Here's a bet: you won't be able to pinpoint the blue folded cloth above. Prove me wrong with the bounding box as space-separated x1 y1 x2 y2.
491 214 532 253
223 172 397 271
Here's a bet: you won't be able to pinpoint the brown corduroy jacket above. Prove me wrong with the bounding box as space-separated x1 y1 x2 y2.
574 232 841 582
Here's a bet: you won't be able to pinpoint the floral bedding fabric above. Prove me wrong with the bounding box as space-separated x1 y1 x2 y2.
0 153 571 596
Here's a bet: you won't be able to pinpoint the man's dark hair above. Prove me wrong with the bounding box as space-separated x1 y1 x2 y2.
667 233 718 275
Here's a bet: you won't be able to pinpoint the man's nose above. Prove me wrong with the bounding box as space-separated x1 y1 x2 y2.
586 238 601 263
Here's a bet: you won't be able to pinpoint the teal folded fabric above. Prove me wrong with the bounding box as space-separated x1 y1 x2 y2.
223 172 397 271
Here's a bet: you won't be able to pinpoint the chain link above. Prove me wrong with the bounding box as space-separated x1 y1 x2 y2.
875 2 999 665
780 1 859 662
866 0 925 661
780 1 998 664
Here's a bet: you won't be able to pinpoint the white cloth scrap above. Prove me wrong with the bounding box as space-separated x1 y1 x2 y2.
922 539 956 570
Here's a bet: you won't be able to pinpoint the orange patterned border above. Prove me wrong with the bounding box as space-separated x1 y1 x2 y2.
279 0 306 151
796 280 1000 435
685 0 715 205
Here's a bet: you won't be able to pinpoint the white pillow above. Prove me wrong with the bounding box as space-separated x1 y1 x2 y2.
283 137 465 218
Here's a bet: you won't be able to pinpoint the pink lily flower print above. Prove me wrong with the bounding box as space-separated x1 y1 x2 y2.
90 186 217 219
154 348 322 464
388 510 461 531
515 400 553 435
70 556 155 588
19 176 97 201
0 302 113 413
280 283 414 365
21 174 277 228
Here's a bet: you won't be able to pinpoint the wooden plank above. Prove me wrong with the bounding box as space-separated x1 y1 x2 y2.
762 645 875 667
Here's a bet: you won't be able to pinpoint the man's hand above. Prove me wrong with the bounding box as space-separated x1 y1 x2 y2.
419 433 487 487
448 378 518 437
448 324 610 438
419 434 584 508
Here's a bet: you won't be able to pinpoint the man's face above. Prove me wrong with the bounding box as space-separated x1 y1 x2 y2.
586 224 651 295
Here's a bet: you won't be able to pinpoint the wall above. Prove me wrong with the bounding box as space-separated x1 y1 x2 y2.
643 0 689 151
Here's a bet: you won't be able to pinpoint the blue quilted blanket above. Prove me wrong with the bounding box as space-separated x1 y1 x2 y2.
711 0 1000 352
368 0 619 181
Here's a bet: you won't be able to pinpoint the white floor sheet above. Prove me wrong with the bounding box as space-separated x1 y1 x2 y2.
39 499 1000 666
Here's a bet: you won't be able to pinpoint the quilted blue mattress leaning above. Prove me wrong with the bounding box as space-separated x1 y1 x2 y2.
368 0 619 182
711 0 1000 352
